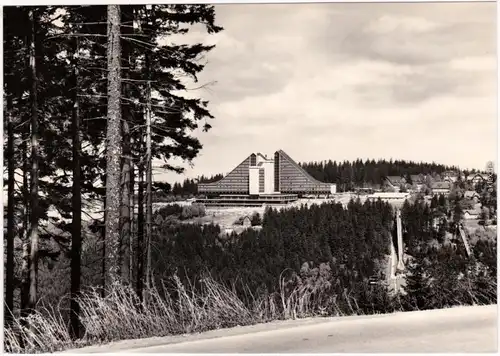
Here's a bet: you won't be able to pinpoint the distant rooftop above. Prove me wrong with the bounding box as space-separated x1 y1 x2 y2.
431 182 451 189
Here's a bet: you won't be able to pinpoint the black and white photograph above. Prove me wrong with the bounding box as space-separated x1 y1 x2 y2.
2 1 498 353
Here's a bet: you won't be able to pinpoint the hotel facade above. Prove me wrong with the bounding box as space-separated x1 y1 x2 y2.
198 150 336 196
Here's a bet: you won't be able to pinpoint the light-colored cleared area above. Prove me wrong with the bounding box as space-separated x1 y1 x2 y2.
153 193 410 231
68 305 497 353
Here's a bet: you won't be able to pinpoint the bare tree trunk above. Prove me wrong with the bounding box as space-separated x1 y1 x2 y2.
18 48 30 318
20 150 31 343
20 140 30 317
120 121 131 283
5 94 15 326
145 80 152 290
119 6 133 284
70 37 82 339
104 4 123 289
144 6 153 290
28 8 39 315
101 197 106 298
136 134 145 299
127 8 140 288
129 139 135 286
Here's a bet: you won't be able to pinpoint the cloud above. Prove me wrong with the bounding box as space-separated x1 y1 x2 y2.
365 15 444 34
450 56 497 72
155 2 496 183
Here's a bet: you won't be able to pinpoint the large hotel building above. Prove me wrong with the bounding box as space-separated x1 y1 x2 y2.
197 150 336 206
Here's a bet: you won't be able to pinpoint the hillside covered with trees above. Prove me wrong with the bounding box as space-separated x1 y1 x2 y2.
301 159 460 191
148 196 496 316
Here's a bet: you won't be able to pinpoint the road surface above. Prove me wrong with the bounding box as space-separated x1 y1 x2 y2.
71 305 497 353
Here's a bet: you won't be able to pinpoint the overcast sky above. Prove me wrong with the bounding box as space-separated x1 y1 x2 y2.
156 2 497 183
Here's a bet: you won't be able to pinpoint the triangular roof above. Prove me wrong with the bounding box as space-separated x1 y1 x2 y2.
385 176 405 185
409 174 425 183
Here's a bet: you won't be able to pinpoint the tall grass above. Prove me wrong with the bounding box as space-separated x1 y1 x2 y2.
4 275 344 354
4 273 496 354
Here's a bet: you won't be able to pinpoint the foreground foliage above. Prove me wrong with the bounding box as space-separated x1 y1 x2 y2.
4 199 496 353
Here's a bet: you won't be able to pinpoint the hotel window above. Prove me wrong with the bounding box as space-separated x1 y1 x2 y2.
274 152 280 191
250 154 256 166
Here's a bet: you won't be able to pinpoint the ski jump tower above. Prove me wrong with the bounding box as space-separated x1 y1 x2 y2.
458 223 472 258
396 209 405 271
389 208 405 293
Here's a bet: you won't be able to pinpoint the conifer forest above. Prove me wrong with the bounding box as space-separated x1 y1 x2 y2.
2 4 497 354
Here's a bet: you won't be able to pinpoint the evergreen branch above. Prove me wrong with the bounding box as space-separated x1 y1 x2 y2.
82 209 103 221
79 66 131 72
14 179 25 192
83 116 107 121
40 225 70 243
13 120 31 130
68 21 108 25
122 78 158 83
48 13 65 24
45 33 108 42
154 109 182 115
78 94 107 99
186 81 217 91
121 36 158 48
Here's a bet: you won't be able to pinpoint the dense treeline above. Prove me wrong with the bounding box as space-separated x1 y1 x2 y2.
150 196 496 315
171 174 224 195
301 159 460 192
475 180 497 215
152 175 223 200
399 197 497 309
151 199 395 314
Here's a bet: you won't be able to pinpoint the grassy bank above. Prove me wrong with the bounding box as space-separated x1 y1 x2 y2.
4 275 382 353
5 271 496 354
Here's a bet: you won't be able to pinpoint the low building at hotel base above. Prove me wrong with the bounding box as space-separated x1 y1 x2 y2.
197 150 336 206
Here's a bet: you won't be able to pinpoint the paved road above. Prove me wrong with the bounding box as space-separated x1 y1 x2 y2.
77 305 496 353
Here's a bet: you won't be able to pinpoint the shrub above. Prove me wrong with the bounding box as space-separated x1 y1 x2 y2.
156 204 183 219
250 212 262 226
233 216 244 225
180 204 206 220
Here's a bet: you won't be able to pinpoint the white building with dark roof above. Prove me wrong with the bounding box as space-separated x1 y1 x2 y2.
431 181 451 195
